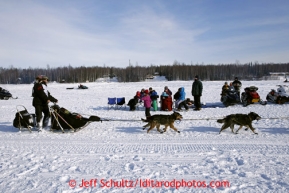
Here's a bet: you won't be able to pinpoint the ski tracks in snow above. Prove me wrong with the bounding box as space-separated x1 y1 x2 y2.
1 130 289 192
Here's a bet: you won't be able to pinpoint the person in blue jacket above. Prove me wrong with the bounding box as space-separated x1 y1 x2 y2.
174 87 186 110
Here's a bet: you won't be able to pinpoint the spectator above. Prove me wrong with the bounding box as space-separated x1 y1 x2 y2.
174 87 186 110
232 77 242 97
149 88 159 111
127 91 141 111
161 86 173 111
140 88 145 98
177 98 193 111
266 89 282 104
221 82 229 96
141 89 152 119
191 75 203 111
164 86 172 96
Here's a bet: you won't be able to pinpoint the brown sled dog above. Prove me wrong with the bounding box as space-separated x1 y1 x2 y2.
217 112 261 134
142 112 183 133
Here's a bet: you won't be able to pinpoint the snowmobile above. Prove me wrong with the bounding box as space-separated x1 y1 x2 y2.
0 87 15 100
266 85 289 104
241 86 267 106
66 84 88 90
276 85 289 97
220 86 240 107
78 84 88 89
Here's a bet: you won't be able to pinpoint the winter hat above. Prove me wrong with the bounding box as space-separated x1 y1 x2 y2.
36 75 49 81
164 86 168 90
41 75 49 81
144 89 149 94
195 75 199 79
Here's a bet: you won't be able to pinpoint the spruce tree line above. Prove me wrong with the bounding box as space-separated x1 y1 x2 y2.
0 62 288 84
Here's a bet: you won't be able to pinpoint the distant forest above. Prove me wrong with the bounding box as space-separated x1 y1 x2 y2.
0 61 289 84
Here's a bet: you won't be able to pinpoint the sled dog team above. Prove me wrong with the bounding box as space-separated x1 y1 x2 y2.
141 111 261 135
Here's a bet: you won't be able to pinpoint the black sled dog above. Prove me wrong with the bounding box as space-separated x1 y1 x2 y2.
217 112 261 134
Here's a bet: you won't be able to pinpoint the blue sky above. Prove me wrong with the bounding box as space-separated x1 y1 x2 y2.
0 0 288 68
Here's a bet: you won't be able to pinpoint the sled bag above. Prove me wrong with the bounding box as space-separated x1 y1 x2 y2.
51 106 101 130
13 110 36 128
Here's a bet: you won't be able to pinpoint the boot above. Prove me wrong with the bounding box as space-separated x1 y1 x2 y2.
43 117 50 128
36 122 43 131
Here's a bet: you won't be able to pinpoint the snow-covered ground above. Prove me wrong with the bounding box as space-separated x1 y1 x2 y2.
1 80 289 192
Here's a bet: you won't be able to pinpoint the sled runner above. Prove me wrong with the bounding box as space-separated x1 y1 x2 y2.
50 104 102 133
13 105 36 132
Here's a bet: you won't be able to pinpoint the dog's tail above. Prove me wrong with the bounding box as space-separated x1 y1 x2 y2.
217 118 225 123
141 118 149 122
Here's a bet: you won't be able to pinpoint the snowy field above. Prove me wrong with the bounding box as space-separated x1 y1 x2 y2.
0 80 289 193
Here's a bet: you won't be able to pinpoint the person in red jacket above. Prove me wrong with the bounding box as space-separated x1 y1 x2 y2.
32 75 58 131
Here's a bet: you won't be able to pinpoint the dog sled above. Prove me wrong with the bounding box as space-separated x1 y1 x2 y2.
0 87 17 100
220 86 240 107
13 104 104 133
13 105 36 132
241 86 267 106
